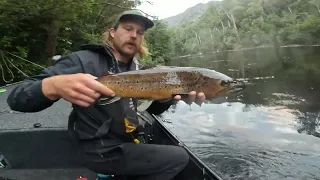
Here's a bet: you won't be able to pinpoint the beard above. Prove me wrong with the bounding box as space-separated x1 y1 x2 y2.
114 41 138 58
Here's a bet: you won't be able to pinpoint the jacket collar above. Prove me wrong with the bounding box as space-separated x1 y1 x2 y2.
80 43 139 72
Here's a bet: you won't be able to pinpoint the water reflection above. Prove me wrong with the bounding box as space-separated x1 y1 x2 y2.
163 46 320 179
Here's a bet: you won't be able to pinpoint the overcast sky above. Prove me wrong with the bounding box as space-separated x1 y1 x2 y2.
137 0 217 19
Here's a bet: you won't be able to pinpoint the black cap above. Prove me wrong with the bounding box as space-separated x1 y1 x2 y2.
116 9 154 30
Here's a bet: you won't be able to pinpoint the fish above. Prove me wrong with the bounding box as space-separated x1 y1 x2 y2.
95 66 246 105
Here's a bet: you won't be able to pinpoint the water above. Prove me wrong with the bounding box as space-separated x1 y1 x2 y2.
162 46 320 180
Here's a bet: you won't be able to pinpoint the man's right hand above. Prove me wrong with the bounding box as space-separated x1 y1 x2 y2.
42 73 115 107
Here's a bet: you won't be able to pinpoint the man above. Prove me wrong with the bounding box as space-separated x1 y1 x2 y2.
6 10 206 180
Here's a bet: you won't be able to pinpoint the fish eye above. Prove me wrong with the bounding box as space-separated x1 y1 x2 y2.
220 80 228 86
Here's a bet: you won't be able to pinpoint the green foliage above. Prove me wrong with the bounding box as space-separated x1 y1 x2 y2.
297 15 320 43
0 0 141 85
167 0 320 57
143 20 172 66
1 0 320 86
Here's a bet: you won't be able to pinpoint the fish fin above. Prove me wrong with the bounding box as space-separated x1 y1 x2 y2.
153 65 181 69
137 100 154 112
164 65 180 68
96 96 121 105
140 65 180 70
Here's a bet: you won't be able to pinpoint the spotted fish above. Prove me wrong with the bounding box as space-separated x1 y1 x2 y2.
95 66 245 104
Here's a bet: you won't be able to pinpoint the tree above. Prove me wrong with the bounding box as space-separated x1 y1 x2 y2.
0 0 144 85
143 20 172 65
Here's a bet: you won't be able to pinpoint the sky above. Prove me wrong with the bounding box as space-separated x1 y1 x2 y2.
137 0 217 19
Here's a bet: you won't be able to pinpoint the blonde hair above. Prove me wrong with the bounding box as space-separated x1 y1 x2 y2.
102 27 150 60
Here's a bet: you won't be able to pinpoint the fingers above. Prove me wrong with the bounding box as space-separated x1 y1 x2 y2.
74 83 101 100
83 75 115 97
86 74 98 80
177 91 206 106
197 92 205 102
187 91 197 104
68 89 96 105
63 93 91 107
195 92 206 106
68 98 90 107
173 95 181 100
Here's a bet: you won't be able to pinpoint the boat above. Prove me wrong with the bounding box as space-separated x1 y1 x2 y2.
0 82 223 180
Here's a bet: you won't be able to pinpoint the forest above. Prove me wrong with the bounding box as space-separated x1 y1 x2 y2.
1 0 320 86
169 0 320 56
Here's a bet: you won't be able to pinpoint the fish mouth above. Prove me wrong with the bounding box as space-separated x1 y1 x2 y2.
230 80 247 93
227 80 247 93
214 79 246 98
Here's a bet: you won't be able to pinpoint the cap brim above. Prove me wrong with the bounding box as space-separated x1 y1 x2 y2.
119 14 154 30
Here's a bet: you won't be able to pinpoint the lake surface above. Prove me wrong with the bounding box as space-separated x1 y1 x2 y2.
163 46 320 180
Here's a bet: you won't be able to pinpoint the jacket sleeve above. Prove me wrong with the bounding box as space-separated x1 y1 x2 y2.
6 54 84 112
146 99 174 115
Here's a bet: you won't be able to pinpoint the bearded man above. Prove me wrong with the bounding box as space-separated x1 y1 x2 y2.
7 10 206 180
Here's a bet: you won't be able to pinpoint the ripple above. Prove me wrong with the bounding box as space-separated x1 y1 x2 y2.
165 46 320 180
163 101 320 179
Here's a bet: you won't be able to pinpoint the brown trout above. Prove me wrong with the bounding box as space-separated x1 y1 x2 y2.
96 66 245 102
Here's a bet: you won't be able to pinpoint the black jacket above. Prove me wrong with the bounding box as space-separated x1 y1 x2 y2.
6 44 173 148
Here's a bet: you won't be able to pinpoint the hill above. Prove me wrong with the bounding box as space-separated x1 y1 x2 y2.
162 1 219 26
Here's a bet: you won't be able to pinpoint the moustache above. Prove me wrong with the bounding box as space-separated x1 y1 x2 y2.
125 41 137 47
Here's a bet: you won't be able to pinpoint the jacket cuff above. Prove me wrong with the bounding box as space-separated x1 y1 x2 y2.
28 81 57 105
146 99 174 115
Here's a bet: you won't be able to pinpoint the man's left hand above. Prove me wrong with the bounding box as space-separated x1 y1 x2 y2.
173 91 206 106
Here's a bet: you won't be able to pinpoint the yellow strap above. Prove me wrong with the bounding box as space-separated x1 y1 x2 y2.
125 118 140 144
134 139 140 144
124 117 137 133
